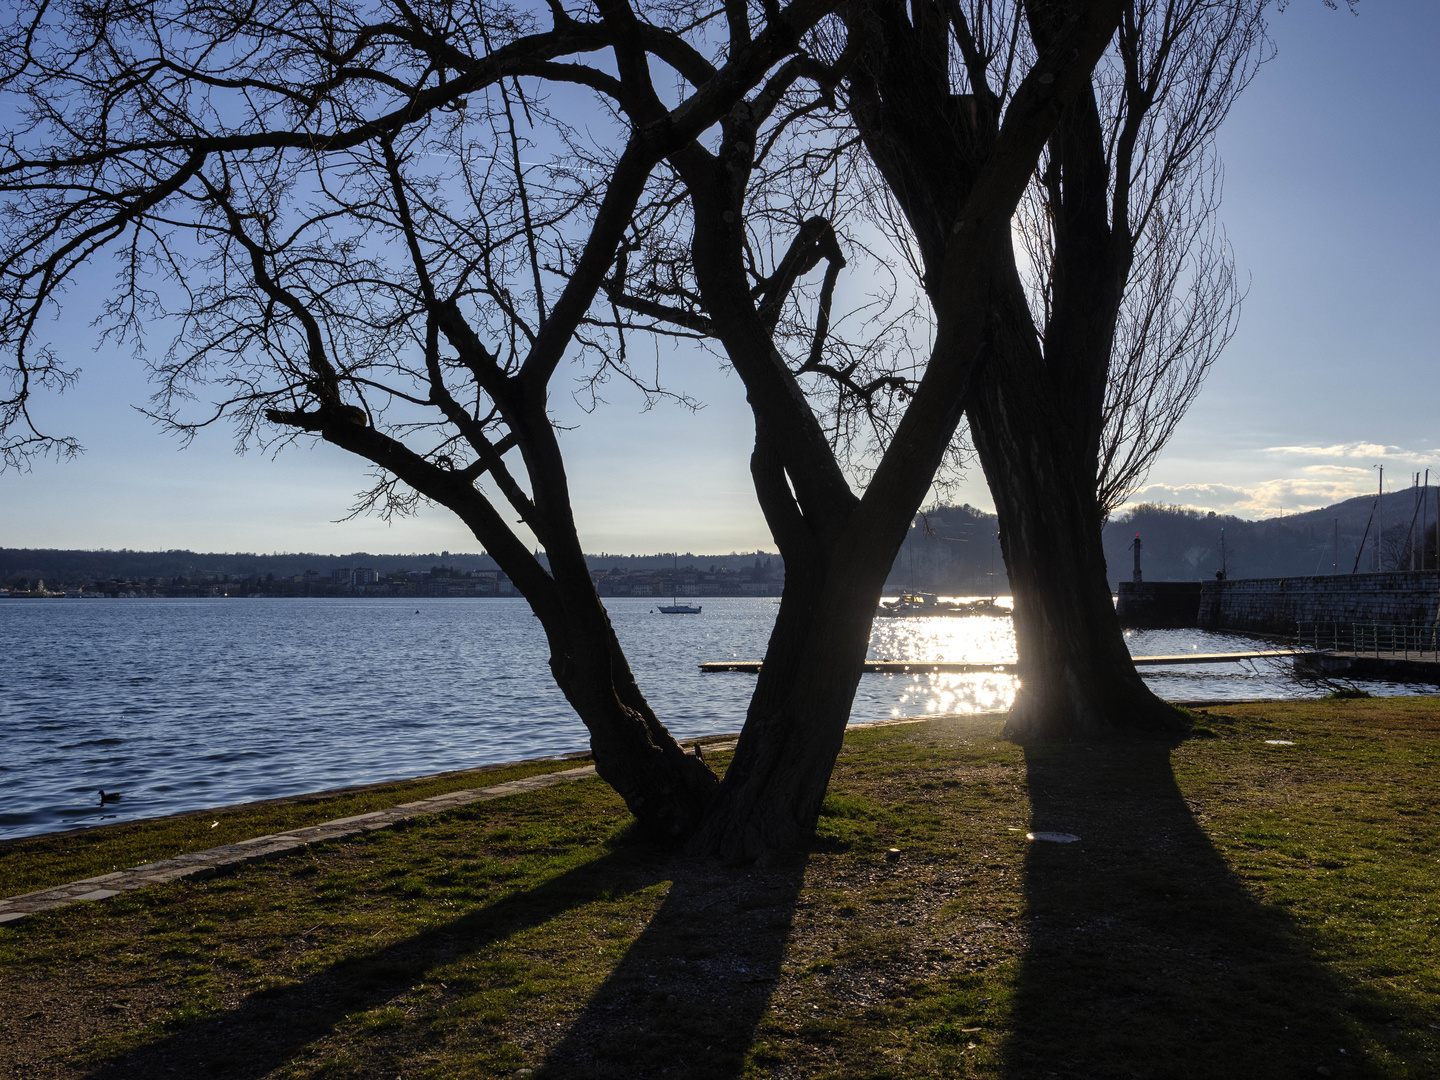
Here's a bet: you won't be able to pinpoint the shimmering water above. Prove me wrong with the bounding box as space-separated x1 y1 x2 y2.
0 596 1421 839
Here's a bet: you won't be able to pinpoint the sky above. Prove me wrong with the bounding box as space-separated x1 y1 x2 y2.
2 2 1437 556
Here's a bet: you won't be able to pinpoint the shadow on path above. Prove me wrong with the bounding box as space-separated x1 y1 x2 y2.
1002 740 1405 1080
537 858 805 1079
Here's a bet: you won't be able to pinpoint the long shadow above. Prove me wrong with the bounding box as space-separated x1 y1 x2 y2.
1002 739 1411 1079
536 857 805 1079
84 846 672 1078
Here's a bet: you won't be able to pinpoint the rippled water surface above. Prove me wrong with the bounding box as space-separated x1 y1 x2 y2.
0 596 1422 838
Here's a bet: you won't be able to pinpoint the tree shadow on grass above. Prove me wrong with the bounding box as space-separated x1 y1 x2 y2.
536 857 806 1079
82 846 669 1079
1002 739 1416 1080
79 844 803 1079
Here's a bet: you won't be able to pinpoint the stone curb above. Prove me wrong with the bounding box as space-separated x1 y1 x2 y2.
0 764 602 924
0 714 958 926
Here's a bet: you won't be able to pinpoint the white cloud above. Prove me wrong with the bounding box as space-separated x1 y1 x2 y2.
1297 464 1372 478
1129 483 1251 508
1127 475 1380 518
1130 442 1440 521
1235 478 1377 515
1262 442 1405 459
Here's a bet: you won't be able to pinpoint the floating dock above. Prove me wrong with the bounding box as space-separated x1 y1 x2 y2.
1293 650 1440 683
699 650 1306 674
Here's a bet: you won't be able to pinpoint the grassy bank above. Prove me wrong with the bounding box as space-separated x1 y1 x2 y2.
2 699 1438 1079
0 757 591 899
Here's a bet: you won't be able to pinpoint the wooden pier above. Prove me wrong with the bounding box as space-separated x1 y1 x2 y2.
1294 650 1440 683
699 649 1306 675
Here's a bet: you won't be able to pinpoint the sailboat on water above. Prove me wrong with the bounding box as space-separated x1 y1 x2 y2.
656 553 702 614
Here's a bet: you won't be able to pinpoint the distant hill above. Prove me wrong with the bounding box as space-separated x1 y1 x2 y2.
0 548 500 587
880 489 1440 595
7 488 1434 594
1102 488 1438 588
883 504 1006 595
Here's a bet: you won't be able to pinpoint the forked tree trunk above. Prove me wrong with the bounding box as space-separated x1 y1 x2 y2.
967 380 1187 741
686 551 889 862
668 0 1133 858
544 606 720 842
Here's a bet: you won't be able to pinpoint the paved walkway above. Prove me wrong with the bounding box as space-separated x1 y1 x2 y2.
0 764 605 924
0 722 946 923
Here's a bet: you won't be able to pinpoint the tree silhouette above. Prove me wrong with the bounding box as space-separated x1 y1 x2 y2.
0 0 1136 855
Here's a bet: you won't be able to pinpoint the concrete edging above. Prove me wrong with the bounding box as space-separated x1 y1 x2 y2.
0 765 602 924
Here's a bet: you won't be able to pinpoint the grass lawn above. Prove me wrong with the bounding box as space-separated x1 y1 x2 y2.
0 757 592 900
1 697 1437 1079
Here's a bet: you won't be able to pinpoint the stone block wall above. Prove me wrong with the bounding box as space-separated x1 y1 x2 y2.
1196 571 1440 636
1116 582 1203 628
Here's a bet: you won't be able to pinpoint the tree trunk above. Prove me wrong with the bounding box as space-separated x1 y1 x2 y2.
686 556 886 862
966 377 1187 741
318 415 718 841
545 604 720 842
670 0 1133 858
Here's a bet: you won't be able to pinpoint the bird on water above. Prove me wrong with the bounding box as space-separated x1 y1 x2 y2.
98 790 122 805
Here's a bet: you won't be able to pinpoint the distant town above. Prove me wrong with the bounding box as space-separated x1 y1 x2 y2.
0 554 784 600
4 489 1432 600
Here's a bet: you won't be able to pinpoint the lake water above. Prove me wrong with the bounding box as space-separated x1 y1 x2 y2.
0 597 1425 840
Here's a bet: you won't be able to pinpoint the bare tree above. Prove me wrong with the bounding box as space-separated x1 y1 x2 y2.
0 0 1129 858
990 0 1268 739
1081 169 1244 518
844 0 1271 739
1006 2 1251 520
0 0 847 840
599 0 1128 857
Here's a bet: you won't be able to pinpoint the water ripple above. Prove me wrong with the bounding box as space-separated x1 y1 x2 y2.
0 596 1406 839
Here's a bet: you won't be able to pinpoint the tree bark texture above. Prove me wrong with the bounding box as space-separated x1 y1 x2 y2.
545 606 720 841
686 530 899 862
966 370 1185 741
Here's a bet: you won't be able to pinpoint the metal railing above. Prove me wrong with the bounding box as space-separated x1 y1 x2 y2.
1294 622 1440 659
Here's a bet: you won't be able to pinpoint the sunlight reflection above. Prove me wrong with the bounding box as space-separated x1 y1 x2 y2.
880 672 1019 716
865 596 1018 715
869 596 1016 664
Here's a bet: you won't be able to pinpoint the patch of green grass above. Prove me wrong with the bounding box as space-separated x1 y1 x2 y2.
2 706 1439 1079
1329 685 1375 699
0 756 591 897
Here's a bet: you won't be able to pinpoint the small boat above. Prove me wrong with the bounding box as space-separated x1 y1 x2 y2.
875 591 1008 618
656 553 702 614
876 591 957 617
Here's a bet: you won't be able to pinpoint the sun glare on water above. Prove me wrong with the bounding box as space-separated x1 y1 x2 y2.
865 596 1019 717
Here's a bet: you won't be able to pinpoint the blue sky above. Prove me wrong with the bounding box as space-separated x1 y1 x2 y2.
2 2 1436 555
1134 1 1440 518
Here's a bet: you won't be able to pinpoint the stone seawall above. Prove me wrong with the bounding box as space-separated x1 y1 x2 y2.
1116 582 1203 628
1197 571 1440 636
